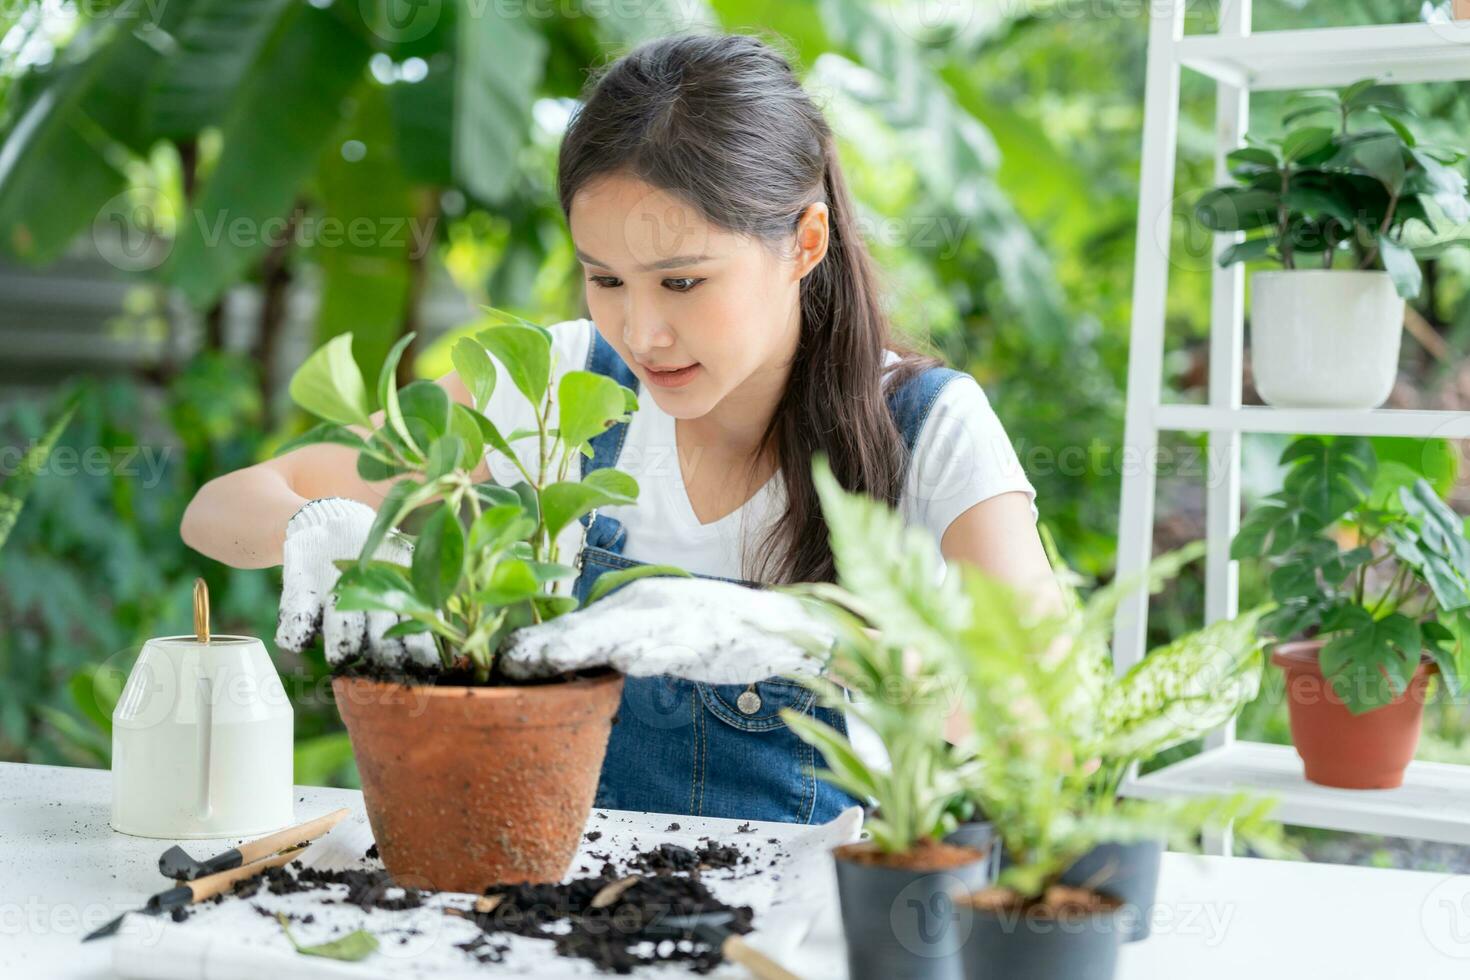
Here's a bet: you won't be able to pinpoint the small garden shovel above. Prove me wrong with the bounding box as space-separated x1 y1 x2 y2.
639 910 802 980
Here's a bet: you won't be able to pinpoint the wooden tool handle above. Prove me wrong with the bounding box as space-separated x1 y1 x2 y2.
234 807 351 867
187 847 302 903
193 578 210 643
721 936 802 980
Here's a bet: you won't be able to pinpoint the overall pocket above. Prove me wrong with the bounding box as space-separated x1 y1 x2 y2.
693 677 826 823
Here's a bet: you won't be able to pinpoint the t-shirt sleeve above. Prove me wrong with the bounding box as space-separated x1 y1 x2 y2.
481 317 595 486
902 375 1038 540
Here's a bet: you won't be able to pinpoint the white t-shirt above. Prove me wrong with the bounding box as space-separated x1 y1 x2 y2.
479 318 1037 579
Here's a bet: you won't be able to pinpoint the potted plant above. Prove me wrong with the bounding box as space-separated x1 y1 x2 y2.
769 458 995 980
1195 77 1470 409
279 312 673 892
941 558 1295 980
1044 533 1273 943
1231 434 1470 788
771 460 1290 978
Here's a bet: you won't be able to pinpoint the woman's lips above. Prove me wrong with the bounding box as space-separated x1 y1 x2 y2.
643 363 701 388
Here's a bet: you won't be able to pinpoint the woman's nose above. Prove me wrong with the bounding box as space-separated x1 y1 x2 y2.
622 295 674 355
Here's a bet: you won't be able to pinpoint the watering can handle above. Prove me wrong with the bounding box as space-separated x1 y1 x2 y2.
195 675 213 821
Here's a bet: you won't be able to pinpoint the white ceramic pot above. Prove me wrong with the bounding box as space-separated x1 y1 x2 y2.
111 635 294 838
1250 269 1404 410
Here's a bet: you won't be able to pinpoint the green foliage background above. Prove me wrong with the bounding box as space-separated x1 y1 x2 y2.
3 0 1470 861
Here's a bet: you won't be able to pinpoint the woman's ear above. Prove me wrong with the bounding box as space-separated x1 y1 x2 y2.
790 202 831 281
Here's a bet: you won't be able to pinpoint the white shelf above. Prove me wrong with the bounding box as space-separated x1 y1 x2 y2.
1178 22 1470 90
1121 741 1470 846
1156 404 1470 439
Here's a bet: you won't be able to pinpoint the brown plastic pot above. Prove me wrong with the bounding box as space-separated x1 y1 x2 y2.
332 669 623 892
1272 638 1436 789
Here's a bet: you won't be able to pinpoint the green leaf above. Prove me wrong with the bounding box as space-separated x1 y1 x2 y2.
288 333 373 428
1279 436 1376 526
1282 186 1356 226
0 401 75 551
585 563 692 605
358 480 419 570
424 435 464 482
166 4 373 307
541 475 639 539
1195 187 1279 232
397 381 451 450
1377 233 1422 299
449 404 486 472
468 504 536 555
1218 236 1275 267
473 560 541 605
455 6 547 203
377 332 420 458
277 912 378 962
411 503 464 608
451 337 497 412
557 371 627 450
1350 133 1407 195
1317 606 1422 713
334 562 435 617
1281 127 1334 163
476 324 551 408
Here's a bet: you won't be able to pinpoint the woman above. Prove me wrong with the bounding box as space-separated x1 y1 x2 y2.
182 33 1059 825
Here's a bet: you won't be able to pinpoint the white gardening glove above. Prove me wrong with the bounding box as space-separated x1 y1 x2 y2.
499 577 835 684
275 497 437 669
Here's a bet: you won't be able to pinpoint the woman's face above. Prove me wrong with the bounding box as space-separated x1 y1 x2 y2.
568 172 827 421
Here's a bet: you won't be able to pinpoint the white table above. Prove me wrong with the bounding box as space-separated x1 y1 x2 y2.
2 761 1467 978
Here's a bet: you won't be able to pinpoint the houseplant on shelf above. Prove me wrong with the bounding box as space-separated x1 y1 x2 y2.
774 459 994 980
1195 77 1470 409
772 460 1290 980
1231 434 1470 788
279 312 679 892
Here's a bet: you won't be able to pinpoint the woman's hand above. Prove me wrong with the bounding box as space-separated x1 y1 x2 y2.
276 497 437 668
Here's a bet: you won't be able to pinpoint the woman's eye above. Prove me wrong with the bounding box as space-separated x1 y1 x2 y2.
663 277 703 293
587 275 622 289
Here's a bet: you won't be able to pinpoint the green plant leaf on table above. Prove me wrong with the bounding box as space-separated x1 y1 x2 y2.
276 911 378 962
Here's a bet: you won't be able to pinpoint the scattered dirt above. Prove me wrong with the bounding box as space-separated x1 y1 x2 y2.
835 838 988 872
463 871 754 973
175 832 766 974
626 841 750 875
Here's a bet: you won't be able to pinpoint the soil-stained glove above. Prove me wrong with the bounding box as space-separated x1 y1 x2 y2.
276 497 437 669
499 577 836 684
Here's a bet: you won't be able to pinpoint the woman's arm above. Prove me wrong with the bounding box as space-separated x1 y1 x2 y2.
935 490 1065 743
180 371 488 569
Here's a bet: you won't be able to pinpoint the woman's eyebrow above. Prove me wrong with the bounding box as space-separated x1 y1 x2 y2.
575 248 713 271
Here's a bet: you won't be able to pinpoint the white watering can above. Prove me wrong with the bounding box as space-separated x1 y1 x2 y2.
111 579 294 838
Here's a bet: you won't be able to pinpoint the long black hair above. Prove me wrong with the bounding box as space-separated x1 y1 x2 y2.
557 32 941 585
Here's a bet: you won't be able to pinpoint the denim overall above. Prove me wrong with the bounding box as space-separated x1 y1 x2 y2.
572 331 965 824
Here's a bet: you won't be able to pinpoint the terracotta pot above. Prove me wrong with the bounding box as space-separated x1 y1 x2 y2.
1272 639 1436 789
332 670 623 892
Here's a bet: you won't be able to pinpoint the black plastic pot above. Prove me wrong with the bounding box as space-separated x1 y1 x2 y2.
958 893 1126 980
943 820 1001 883
990 837 1163 944
833 841 995 980
1058 839 1163 942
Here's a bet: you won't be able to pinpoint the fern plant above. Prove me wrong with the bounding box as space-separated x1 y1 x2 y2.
774 455 1298 899
0 401 75 554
